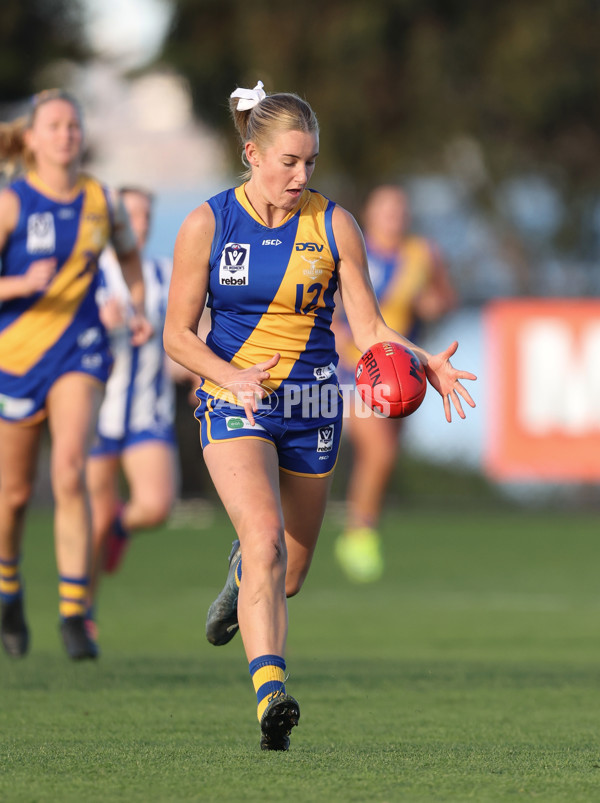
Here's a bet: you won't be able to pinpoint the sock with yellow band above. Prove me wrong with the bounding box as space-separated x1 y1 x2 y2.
0 557 29 657
0 557 21 603
59 575 88 619
58 575 98 659
250 654 286 722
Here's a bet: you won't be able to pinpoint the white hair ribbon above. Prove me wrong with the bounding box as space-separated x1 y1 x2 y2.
230 80 266 111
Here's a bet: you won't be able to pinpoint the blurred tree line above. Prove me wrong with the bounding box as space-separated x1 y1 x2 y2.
161 0 600 195
0 0 89 102
3 0 600 297
158 0 600 297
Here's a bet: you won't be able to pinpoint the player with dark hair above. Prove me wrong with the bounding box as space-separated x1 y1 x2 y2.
164 80 476 750
0 89 152 660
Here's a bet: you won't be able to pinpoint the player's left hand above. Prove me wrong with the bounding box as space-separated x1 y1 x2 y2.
424 341 476 422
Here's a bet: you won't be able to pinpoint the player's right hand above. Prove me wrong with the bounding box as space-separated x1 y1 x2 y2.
230 353 280 425
23 258 56 295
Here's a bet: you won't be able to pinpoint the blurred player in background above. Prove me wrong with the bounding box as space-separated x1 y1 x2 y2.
86 187 191 631
164 81 475 751
0 90 151 660
333 185 457 582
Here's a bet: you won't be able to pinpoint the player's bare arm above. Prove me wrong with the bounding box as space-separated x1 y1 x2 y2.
0 188 56 301
0 187 19 246
115 247 153 346
110 192 153 345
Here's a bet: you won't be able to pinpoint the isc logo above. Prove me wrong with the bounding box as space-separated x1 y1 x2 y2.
262 239 282 246
296 242 324 252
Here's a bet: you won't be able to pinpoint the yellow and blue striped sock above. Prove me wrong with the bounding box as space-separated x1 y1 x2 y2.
235 557 242 588
59 575 88 619
250 654 286 722
0 557 21 603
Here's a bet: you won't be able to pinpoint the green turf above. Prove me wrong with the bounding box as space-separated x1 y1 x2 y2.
2 502 600 802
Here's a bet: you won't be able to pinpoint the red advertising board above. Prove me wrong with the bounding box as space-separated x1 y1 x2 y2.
485 299 600 481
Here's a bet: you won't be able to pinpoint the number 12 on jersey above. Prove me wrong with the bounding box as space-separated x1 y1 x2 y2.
295 283 323 315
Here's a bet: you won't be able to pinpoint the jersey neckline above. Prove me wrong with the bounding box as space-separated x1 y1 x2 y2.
234 183 309 229
26 171 86 204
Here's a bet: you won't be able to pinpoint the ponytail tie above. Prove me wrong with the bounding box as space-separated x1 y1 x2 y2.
230 80 266 111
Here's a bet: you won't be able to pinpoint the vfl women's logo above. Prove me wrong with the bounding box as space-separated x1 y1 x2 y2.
27 212 55 253
317 424 334 453
219 242 250 285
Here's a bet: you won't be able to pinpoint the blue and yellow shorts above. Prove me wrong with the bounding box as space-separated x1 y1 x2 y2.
0 328 112 424
195 385 343 478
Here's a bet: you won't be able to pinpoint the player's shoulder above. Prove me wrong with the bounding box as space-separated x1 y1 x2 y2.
0 183 21 207
182 199 216 230
331 202 363 241
0 184 22 233
208 185 236 208
175 201 216 253
1 174 30 207
305 187 335 209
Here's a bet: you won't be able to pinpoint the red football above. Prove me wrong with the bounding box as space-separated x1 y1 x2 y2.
355 341 427 418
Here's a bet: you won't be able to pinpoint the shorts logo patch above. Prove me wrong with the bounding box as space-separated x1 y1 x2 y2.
81 354 103 370
220 243 250 285
317 424 334 453
225 416 265 432
314 362 336 381
77 327 102 348
27 212 55 253
0 393 35 420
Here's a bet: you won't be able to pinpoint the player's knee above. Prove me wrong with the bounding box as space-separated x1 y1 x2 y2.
142 498 172 528
51 456 85 500
246 528 287 576
0 481 34 514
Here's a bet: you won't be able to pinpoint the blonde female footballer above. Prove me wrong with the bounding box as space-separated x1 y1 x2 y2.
0 90 151 660
164 80 476 750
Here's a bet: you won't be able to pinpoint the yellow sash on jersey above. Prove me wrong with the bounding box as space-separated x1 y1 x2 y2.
0 177 111 376
203 187 337 402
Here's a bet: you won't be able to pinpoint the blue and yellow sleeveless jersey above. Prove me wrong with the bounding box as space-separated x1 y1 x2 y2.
202 184 340 401
337 235 435 373
0 172 114 422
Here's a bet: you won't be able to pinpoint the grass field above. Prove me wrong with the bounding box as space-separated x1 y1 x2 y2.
2 498 600 802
